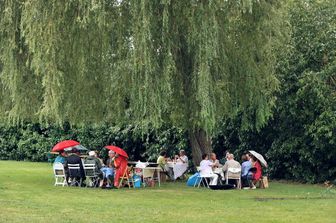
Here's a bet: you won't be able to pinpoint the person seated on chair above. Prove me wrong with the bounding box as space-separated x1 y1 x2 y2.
113 154 128 188
157 150 173 180
84 151 104 187
199 154 218 186
219 150 230 166
222 153 241 184
241 154 252 188
250 156 262 189
173 150 189 180
54 151 67 164
210 152 224 180
101 150 116 188
64 149 86 186
210 152 222 168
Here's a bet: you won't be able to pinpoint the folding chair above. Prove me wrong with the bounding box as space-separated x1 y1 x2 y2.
118 166 134 189
53 162 68 186
84 163 99 187
194 167 210 188
225 167 242 189
68 164 83 187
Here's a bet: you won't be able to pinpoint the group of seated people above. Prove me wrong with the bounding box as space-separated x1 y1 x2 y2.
54 149 127 189
55 148 262 189
157 149 189 180
199 151 263 189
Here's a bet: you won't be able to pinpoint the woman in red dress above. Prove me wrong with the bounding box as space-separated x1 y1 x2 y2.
251 156 262 188
113 154 128 188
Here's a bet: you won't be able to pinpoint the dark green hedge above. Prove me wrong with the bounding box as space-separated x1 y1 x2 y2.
1 121 335 183
0 123 189 163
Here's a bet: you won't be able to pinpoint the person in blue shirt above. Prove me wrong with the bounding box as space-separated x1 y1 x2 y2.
54 151 67 164
241 154 252 188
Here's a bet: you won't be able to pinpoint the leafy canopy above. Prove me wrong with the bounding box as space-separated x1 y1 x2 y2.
0 0 285 134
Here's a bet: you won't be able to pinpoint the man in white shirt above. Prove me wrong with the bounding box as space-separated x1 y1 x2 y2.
200 154 218 186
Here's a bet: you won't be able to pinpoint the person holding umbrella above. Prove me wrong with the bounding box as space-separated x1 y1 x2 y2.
248 150 267 189
251 156 262 189
113 154 128 188
104 146 129 188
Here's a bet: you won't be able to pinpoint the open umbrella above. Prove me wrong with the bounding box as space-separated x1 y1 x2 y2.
52 140 80 152
64 144 89 153
249 150 268 167
105 145 128 159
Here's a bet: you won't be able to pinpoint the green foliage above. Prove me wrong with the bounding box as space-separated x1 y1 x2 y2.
212 0 336 183
0 0 285 134
0 123 189 162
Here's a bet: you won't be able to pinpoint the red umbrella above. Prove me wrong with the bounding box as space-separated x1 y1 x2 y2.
52 140 80 152
105 145 129 158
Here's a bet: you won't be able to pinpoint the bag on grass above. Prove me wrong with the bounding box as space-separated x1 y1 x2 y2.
133 175 141 188
262 176 269 188
186 173 200 186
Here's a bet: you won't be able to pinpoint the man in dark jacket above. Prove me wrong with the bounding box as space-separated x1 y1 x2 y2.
64 149 86 186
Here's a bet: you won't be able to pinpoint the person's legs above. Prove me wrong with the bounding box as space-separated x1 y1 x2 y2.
102 168 114 187
164 165 174 180
169 167 175 180
209 174 219 185
241 175 249 187
247 175 256 189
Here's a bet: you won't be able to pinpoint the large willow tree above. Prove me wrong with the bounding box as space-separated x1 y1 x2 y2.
0 0 286 164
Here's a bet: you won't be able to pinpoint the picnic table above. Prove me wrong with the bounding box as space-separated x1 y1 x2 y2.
167 161 188 180
133 166 161 187
128 161 161 187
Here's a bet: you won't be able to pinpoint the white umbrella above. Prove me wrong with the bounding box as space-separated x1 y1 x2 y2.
249 150 268 167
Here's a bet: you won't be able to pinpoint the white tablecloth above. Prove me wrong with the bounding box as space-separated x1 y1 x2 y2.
168 162 188 179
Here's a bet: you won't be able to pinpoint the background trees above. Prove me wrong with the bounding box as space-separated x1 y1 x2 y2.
214 0 336 183
0 0 335 183
0 0 285 164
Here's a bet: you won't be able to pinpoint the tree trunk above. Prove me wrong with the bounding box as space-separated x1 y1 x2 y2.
189 129 212 166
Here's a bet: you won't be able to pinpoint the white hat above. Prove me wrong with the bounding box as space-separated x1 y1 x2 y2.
89 151 96 156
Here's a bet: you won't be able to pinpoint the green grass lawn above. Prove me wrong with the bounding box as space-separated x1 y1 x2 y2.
0 161 335 223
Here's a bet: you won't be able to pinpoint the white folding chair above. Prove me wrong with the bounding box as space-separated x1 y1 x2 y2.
53 162 68 187
84 163 99 187
225 167 242 189
68 164 82 186
194 167 210 188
